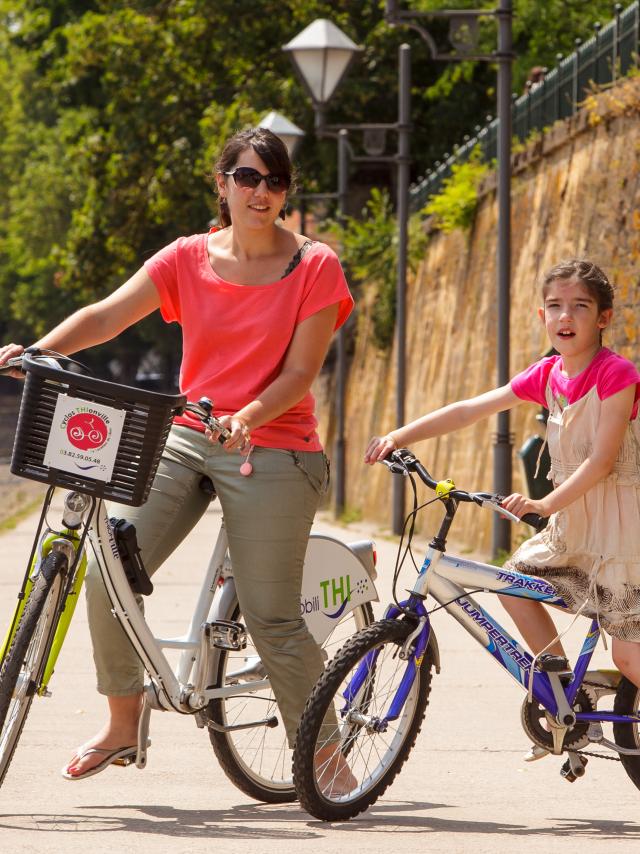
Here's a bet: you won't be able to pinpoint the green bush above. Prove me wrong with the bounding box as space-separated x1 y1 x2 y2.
424 147 489 233
330 188 427 350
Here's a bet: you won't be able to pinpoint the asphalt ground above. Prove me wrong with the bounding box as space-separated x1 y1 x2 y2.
0 493 638 854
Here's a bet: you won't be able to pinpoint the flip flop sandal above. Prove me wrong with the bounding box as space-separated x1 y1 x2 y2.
61 745 137 781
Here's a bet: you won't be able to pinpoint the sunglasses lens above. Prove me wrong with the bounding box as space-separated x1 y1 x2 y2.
231 168 290 191
266 175 288 191
234 168 261 188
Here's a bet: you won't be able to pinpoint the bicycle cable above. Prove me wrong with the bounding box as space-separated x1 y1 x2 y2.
387 456 486 619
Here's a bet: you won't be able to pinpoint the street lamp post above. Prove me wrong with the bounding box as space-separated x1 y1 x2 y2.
283 22 412 531
385 1 514 556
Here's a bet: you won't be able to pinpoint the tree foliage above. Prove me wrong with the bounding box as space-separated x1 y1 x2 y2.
0 0 624 375
330 188 427 349
424 146 489 232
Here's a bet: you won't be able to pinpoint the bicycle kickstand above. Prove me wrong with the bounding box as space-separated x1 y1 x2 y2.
135 694 152 769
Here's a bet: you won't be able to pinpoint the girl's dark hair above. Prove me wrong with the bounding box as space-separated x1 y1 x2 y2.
542 258 615 312
214 127 295 228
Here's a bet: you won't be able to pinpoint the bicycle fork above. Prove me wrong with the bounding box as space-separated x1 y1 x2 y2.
340 604 432 733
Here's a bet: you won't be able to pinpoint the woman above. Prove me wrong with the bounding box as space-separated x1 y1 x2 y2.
0 127 353 783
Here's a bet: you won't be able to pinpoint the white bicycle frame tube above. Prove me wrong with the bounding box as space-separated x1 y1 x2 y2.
91 500 378 712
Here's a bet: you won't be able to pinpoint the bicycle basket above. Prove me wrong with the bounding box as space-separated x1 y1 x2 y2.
10 352 186 506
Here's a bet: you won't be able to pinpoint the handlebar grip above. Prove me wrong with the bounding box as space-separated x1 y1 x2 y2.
520 512 547 532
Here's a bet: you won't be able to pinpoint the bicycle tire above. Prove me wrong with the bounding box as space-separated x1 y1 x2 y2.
613 675 640 790
293 618 434 821
0 552 67 788
206 601 374 803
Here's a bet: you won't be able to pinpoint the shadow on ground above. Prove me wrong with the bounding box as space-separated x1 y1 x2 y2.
0 801 638 841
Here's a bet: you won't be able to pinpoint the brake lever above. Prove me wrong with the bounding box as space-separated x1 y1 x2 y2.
184 399 232 444
0 356 26 377
476 497 521 524
378 458 409 475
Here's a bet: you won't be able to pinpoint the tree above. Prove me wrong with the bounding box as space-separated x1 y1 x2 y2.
0 0 625 378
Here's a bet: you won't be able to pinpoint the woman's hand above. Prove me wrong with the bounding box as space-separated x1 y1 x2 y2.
0 343 25 380
500 492 548 519
205 414 251 453
364 434 398 465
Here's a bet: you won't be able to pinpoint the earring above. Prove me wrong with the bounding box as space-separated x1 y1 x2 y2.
279 201 288 221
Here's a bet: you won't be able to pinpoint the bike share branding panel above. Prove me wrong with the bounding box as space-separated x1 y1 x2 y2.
44 394 125 481
300 536 378 645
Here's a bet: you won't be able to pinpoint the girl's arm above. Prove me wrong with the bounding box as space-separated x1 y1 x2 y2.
212 303 339 451
0 268 160 369
364 383 522 464
502 384 636 518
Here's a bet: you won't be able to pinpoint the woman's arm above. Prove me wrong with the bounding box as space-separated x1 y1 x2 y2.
0 268 160 378
1 268 160 358
34 268 161 354
502 384 636 518
364 383 522 463
210 303 339 451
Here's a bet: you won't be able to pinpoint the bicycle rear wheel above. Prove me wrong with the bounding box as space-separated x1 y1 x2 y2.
206 601 374 803
613 676 640 791
0 552 67 787
293 618 434 821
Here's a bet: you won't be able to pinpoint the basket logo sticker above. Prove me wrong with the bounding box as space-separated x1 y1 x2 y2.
44 394 126 482
66 413 108 451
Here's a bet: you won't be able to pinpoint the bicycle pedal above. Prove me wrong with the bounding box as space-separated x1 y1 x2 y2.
537 653 571 674
560 754 588 783
207 620 247 651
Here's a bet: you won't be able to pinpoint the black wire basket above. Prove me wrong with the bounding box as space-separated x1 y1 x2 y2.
10 352 186 506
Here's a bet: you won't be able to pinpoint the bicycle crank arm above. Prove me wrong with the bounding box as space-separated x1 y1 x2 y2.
207 715 278 734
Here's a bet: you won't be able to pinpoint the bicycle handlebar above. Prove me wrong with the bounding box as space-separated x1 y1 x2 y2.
0 349 232 445
381 448 546 532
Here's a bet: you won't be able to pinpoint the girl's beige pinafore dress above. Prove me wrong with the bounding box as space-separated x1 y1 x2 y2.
505 381 640 641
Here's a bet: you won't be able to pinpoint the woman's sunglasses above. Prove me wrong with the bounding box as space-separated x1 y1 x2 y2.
224 167 290 192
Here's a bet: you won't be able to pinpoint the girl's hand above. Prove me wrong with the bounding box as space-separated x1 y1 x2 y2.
500 492 548 519
0 343 25 380
205 414 251 453
364 434 398 465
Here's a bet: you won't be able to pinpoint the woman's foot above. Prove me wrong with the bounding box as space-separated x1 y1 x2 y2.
523 744 549 762
62 745 138 780
314 744 358 797
63 693 142 779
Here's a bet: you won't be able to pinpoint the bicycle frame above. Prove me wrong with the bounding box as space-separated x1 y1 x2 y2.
2 488 379 716
345 540 640 739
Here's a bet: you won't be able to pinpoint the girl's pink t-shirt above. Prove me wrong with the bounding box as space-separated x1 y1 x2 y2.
511 348 640 419
144 233 353 450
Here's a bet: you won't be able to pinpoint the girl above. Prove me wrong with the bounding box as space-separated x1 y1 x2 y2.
365 259 640 745
0 127 354 786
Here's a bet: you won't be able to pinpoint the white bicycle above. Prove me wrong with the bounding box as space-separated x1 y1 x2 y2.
0 349 378 801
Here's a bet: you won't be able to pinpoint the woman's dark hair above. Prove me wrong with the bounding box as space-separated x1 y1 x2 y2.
542 258 615 312
214 127 295 228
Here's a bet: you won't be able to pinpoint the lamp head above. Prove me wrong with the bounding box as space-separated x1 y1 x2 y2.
283 19 362 108
258 111 305 158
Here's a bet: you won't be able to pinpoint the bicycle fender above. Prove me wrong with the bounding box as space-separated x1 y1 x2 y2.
301 535 378 646
207 535 379 649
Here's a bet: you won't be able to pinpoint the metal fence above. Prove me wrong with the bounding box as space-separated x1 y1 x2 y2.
409 1 640 212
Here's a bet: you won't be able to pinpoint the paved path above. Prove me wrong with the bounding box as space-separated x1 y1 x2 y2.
0 497 638 854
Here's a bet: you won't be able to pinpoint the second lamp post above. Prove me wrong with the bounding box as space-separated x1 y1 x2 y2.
283 19 412 533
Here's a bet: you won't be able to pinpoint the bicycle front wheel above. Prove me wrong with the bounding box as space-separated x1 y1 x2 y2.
0 552 67 788
206 601 374 803
293 618 434 821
